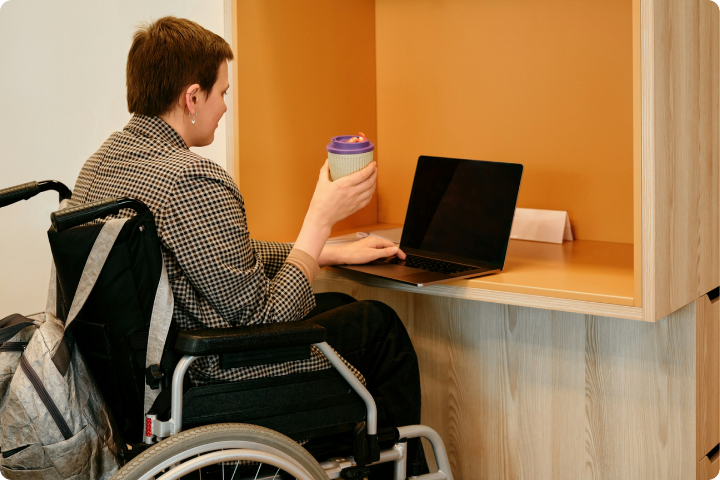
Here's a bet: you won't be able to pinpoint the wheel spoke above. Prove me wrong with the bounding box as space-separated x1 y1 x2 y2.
116 425 325 480
230 461 240 480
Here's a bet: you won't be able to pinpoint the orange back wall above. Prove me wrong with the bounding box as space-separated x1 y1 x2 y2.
235 0 377 242
375 0 634 244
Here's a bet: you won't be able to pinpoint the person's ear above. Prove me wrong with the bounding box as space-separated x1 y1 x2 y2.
184 83 201 116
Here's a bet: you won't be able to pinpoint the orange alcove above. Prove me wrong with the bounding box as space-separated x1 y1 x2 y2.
231 0 641 308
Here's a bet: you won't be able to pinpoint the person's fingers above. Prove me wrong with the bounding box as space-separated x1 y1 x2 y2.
351 168 377 195
340 161 376 186
375 246 399 258
319 160 330 181
356 189 375 205
365 236 395 249
396 247 407 260
357 195 373 210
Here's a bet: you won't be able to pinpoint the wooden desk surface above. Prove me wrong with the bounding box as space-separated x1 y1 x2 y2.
325 223 640 320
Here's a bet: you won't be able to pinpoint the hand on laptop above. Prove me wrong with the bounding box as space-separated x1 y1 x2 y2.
318 236 406 267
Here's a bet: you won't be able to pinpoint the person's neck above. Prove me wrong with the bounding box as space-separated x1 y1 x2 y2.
159 109 193 148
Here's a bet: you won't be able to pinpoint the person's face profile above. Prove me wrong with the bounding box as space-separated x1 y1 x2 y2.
190 60 230 148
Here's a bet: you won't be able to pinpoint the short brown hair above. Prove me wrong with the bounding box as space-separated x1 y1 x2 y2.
126 16 234 116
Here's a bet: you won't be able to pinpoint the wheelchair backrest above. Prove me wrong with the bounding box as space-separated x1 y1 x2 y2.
48 211 179 444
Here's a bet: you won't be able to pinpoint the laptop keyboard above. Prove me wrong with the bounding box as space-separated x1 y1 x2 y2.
387 254 479 275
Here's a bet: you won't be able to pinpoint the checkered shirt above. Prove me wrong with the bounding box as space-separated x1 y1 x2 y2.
69 115 364 386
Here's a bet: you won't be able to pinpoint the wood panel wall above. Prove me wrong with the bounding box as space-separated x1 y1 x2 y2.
697 293 720 467
314 278 698 479
642 0 720 321
699 454 720 480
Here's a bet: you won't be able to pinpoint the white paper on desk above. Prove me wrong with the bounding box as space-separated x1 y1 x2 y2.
510 208 574 244
327 228 403 246
359 228 403 244
325 233 363 245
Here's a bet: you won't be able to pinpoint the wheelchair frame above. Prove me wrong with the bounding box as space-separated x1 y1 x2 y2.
144 342 454 480
40 191 455 480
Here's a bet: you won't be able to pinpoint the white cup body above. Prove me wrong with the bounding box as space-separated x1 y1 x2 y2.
328 150 374 181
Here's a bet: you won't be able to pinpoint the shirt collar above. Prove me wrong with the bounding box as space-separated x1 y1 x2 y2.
124 114 188 150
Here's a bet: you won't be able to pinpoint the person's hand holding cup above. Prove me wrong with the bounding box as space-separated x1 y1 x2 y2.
306 159 377 231
327 132 374 181
293 132 377 262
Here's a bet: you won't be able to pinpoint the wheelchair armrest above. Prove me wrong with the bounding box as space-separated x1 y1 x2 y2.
174 322 327 356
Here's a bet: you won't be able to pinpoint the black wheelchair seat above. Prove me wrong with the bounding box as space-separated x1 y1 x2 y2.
181 369 385 440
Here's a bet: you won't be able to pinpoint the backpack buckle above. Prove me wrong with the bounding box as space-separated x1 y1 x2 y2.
145 364 164 390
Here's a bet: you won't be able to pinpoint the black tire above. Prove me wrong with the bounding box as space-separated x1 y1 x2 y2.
112 423 327 480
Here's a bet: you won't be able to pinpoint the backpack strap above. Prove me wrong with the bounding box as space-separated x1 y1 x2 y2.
46 260 58 317
144 257 174 413
0 313 36 343
45 198 70 319
52 218 127 375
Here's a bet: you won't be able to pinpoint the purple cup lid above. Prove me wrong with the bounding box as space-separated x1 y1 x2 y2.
326 135 375 155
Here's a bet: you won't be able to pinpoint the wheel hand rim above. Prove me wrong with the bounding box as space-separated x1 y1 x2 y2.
155 449 313 480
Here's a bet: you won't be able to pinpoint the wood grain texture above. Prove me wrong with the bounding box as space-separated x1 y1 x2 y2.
641 0 655 322
330 229 637 309
315 269 643 321
230 0 240 185
643 0 720 322
313 279 698 479
698 453 720 480
697 294 720 463
633 0 643 308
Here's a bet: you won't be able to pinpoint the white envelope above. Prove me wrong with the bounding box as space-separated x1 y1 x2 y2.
510 208 574 244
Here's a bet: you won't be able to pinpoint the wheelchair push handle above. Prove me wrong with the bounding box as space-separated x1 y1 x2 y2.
51 196 150 232
0 180 71 209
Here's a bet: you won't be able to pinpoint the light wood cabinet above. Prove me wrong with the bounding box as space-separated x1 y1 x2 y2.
642 0 719 322
233 0 720 323
313 279 720 479
698 291 720 478
699 453 720 480
232 0 720 477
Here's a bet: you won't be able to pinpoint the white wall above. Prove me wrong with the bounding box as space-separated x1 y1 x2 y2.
0 0 230 315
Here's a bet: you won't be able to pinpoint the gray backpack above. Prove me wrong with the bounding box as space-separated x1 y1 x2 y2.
0 220 129 480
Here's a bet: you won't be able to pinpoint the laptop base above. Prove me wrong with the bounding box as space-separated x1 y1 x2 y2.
336 263 499 287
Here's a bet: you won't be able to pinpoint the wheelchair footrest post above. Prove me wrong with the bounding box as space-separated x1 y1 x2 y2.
145 413 174 443
368 433 380 463
351 421 381 468
144 414 156 444
352 421 368 467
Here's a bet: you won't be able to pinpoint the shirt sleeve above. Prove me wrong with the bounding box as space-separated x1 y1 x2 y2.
158 160 316 327
249 239 293 280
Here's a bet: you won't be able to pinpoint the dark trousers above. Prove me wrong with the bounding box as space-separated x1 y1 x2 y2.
302 293 428 477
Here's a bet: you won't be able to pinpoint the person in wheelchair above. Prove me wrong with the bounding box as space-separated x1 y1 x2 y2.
67 16 429 477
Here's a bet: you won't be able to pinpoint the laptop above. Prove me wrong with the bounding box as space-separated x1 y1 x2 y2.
337 155 524 286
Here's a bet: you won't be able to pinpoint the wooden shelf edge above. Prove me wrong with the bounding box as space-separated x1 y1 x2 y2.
315 268 644 322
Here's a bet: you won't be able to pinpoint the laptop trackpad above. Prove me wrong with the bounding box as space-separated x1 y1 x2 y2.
342 263 419 277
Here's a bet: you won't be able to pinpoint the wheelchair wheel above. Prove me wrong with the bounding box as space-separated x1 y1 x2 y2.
113 423 328 480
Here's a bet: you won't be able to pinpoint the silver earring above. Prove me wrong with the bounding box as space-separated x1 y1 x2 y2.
189 111 198 124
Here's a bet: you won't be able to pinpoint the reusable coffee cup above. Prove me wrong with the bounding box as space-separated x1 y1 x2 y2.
326 134 375 181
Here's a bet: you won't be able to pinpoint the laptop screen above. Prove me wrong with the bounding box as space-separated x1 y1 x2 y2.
400 156 523 270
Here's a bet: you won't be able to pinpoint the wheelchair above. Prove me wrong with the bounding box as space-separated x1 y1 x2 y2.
43 195 454 480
